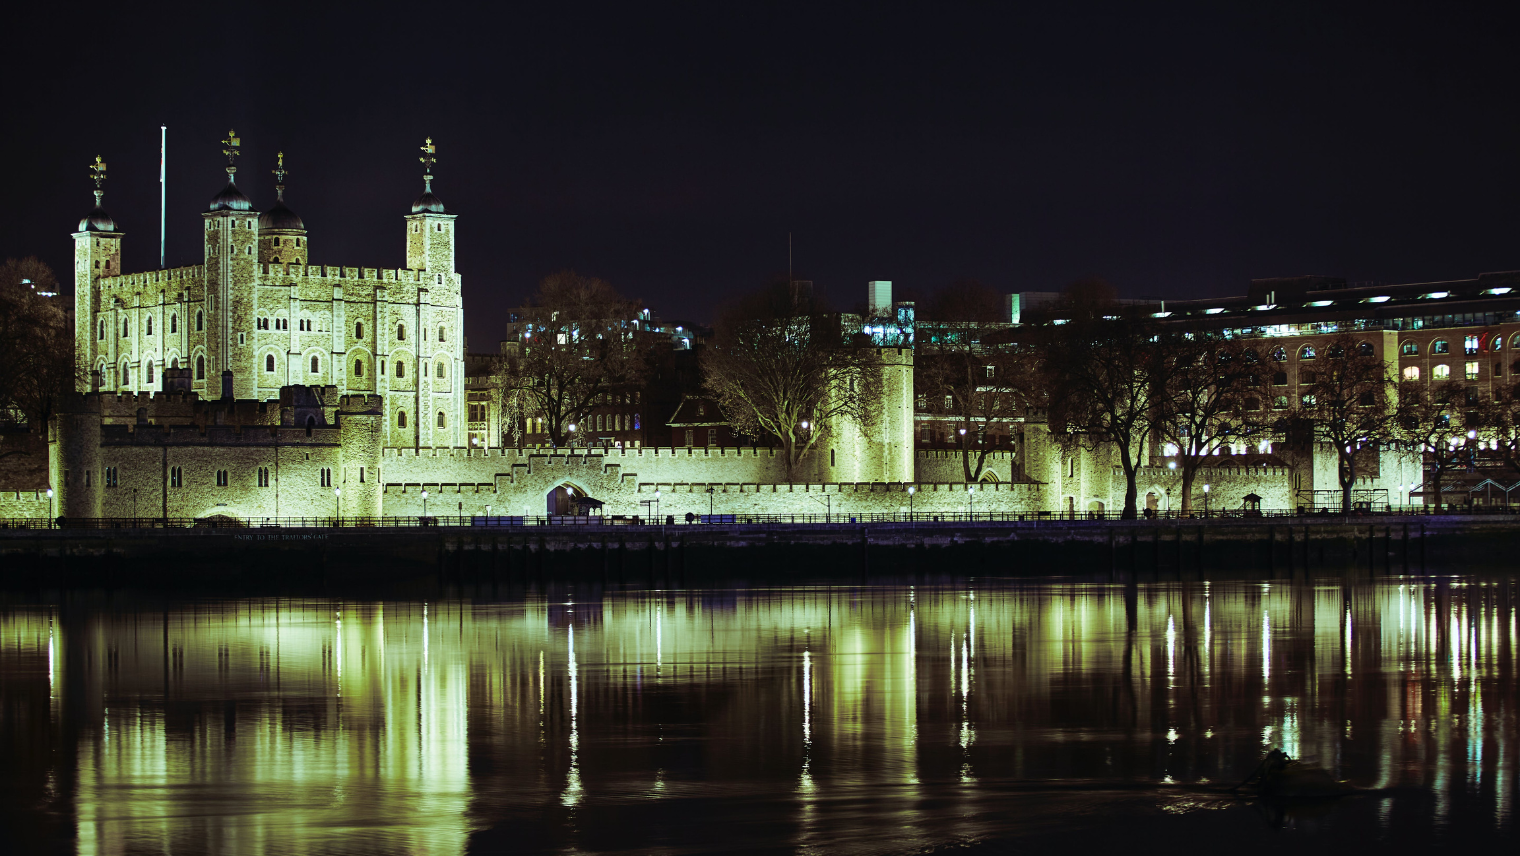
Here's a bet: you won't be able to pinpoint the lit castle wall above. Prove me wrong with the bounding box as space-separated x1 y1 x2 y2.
28 135 1385 523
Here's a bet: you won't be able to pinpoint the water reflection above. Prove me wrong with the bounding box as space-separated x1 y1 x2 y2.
0 578 1514 854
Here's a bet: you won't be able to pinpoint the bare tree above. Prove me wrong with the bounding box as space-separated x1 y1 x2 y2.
915 279 1040 481
1394 379 1476 512
1291 335 1404 513
1154 335 1258 513
1043 312 1163 519
0 258 76 431
496 271 647 447
702 280 878 481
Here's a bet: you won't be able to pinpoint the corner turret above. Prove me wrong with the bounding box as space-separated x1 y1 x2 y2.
404 136 458 278
73 156 124 392
202 129 260 400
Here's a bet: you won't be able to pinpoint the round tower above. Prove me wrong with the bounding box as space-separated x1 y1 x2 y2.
401 137 464 449
258 152 308 265
56 394 103 519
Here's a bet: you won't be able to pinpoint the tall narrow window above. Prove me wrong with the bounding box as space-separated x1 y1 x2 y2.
99 320 105 340
122 319 129 337
355 321 364 339
396 362 405 378
397 323 406 341
170 314 177 334
265 354 275 372
398 411 407 428
310 355 319 373
436 361 445 378
354 359 364 377
145 317 153 336
438 325 445 342
196 355 205 380
196 310 204 331
170 466 182 488
216 469 229 486
145 362 154 384
437 411 446 428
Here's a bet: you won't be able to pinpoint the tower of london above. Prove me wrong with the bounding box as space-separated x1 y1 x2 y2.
72 133 465 450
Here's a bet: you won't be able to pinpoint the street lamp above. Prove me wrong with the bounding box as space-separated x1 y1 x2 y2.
422 489 429 519
967 483 974 518
655 490 661 522
705 486 715 521
1203 483 1210 516
46 487 53 523
907 484 915 519
334 487 341 526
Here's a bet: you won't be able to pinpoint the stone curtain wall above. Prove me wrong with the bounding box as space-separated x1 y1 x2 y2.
1130 465 1294 512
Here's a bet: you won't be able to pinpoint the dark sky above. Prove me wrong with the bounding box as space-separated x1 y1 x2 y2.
6 2 1519 346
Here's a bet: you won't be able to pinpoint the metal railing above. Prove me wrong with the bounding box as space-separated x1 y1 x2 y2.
0 505 1511 531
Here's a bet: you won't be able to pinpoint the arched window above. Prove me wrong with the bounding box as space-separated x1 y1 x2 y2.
436 411 446 428
170 314 177 334
436 361 445 379
310 355 320 373
1402 366 1420 380
196 355 205 380
354 359 363 377
397 411 407 428
305 415 315 438
99 320 105 340
1357 341 1374 356
196 310 204 331
1271 347 1287 362
120 361 129 385
1432 339 1450 355
145 361 154 383
1298 345 1316 360
122 319 129 337
396 361 405 378
265 354 275 372
355 321 364 339
438 325 445 342
397 323 406 341
1433 364 1451 379
145 317 153 336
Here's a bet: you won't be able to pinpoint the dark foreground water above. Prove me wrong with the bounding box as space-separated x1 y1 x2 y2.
1 576 1514 855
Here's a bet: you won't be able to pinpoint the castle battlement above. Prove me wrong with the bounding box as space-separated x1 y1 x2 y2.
378 445 784 461
97 265 205 291
260 263 438 283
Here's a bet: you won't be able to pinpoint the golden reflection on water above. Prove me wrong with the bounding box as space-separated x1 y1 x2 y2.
0 579 1515 854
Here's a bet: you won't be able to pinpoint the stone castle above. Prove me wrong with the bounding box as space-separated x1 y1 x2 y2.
2 135 1417 523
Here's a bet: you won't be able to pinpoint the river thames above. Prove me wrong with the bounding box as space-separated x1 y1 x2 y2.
1 576 1513 854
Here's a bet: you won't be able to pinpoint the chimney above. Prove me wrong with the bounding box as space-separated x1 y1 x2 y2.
220 370 234 401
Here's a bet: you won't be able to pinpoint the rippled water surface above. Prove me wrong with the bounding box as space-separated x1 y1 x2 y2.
1 577 1515 854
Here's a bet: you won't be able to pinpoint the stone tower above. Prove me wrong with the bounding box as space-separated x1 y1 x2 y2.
72 156 123 392
402 138 463 448
257 152 308 265
824 346 915 483
201 129 260 400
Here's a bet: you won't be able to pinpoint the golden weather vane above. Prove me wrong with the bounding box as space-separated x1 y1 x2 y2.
419 137 437 191
272 151 288 184
89 155 108 189
222 128 242 171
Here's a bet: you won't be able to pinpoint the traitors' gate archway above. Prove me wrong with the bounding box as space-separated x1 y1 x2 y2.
546 482 590 516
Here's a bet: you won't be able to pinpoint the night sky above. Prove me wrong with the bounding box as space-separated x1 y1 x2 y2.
6 2 1519 348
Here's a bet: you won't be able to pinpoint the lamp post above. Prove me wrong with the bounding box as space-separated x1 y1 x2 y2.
568 422 576 448
908 484 915 520
133 488 138 523
967 483 974 518
486 504 492 521
655 490 661 522
422 489 429 520
705 486 715 521
1203 483 1210 516
47 487 53 520
334 487 341 526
